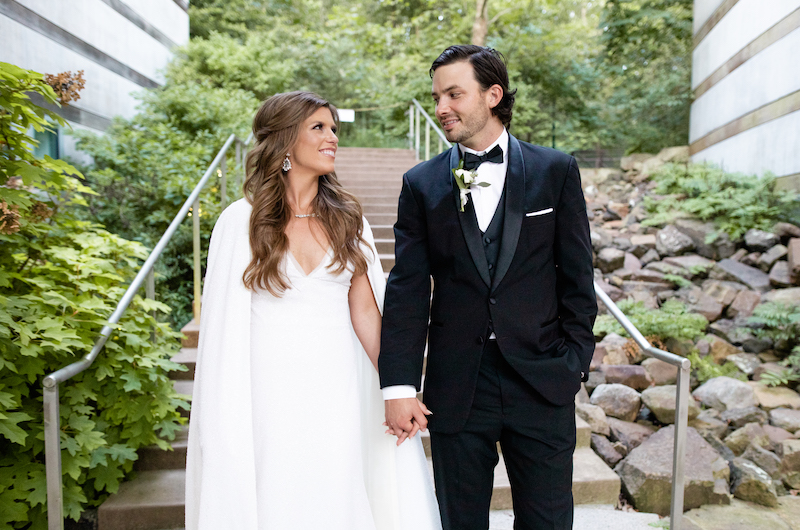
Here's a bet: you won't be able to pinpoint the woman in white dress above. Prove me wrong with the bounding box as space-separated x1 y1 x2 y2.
185 91 441 530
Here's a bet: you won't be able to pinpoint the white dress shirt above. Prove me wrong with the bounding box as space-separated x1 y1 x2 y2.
382 129 509 401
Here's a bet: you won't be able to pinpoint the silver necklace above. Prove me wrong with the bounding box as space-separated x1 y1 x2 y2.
295 213 317 218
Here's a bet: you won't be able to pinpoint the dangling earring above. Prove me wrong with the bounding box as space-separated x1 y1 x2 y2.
282 154 292 172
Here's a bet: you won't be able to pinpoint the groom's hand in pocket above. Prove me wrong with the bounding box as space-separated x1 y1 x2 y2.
385 398 431 446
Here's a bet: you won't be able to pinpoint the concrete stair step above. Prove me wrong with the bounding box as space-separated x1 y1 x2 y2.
179 320 199 349
169 348 196 380
370 225 395 239
97 470 185 530
374 238 395 254
136 426 188 471
364 214 398 226
362 204 398 214
378 254 395 271
172 381 193 418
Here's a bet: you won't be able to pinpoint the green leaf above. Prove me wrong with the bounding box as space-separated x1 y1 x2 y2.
0 412 33 445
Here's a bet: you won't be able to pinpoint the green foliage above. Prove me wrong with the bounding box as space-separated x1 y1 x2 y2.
1 62 187 527
748 302 800 348
686 352 747 384
662 273 692 289
643 162 799 239
593 299 708 342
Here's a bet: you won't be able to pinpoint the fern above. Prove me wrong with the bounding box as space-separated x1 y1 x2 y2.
687 352 747 384
663 273 692 289
760 345 800 387
594 299 708 342
749 302 800 346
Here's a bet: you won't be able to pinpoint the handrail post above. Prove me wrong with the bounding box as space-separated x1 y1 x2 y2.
408 104 414 152
220 152 227 210
192 197 201 322
415 106 420 160
44 381 63 530
670 359 691 530
425 121 430 160
236 140 243 193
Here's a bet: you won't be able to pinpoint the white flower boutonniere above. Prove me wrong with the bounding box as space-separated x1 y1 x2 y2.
452 160 490 212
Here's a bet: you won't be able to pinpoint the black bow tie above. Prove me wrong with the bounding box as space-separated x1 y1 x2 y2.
462 144 504 170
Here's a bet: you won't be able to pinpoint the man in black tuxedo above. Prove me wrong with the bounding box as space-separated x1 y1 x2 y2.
379 45 597 529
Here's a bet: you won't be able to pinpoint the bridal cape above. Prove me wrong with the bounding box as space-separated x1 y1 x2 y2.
185 198 441 529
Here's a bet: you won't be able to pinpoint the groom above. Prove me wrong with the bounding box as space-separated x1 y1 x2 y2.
379 45 597 529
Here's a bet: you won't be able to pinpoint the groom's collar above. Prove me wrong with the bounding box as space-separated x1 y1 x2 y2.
458 128 508 157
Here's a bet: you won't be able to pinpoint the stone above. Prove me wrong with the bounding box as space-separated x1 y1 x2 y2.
585 371 606 395
711 259 772 293
629 234 656 257
742 443 782 479
745 229 780 252
758 244 788 271
655 225 695 257
645 260 690 278
623 252 641 271
707 318 751 346
641 357 678 385
704 334 740 364
591 228 613 252
690 409 729 439
770 408 800 432
682 498 800 530
639 248 660 266
774 222 800 240
764 424 795 447
703 280 740 308
725 423 771 455
729 457 778 507
726 353 762 376
702 434 736 462
612 235 631 249
781 439 800 489
686 291 724 322
615 426 730 516
590 433 623 467
627 287 659 310
597 333 632 365
750 382 800 411
753 362 784 382
620 153 653 172
590 384 642 422
576 384 590 404
597 247 626 273
595 280 625 303
664 337 694 357
742 334 773 354
640 385 700 424
675 219 737 260
788 238 800 278
769 261 794 288
628 268 669 282
692 376 758 411
606 417 656 452
589 344 607 371
729 248 748 261
721 406 767 429
664 254 716 279
599 364 654 392
576 402 610 436
742 252 761 268
762 287 800 306
726 289 761 319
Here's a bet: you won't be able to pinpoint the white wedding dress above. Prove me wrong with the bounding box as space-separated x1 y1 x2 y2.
185 199 441 530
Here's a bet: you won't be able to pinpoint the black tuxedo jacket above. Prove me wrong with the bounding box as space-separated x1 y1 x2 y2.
379 134 597 433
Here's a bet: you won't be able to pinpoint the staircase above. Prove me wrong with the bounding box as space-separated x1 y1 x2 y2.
95 147 619 529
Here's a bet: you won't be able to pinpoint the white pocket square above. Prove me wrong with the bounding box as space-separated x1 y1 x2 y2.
526 208 554 217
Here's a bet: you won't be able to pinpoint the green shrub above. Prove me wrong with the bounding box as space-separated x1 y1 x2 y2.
1 62 187 528
748 302 800 387
593 299 708 342
686 353 746 384
642 162 799 240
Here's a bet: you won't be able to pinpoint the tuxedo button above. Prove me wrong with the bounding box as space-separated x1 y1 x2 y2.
489 298 497 305
484 237 491 244
476 336 485 344
488 263 494 270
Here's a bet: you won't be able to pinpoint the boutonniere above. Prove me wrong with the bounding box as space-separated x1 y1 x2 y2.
452 160 490 212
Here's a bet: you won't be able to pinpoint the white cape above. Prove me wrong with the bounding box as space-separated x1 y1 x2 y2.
185 198 440 530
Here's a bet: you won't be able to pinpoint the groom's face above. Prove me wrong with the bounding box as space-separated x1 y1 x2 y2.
431 60 496 150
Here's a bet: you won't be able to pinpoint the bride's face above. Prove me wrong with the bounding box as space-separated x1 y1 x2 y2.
288 107 338 177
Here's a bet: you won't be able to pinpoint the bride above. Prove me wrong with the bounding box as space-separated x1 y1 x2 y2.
185 91 442 530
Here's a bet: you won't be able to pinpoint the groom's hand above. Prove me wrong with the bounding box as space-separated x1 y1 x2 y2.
385 398 431 446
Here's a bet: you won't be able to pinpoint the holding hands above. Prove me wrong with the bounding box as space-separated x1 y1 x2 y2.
384 398 432 446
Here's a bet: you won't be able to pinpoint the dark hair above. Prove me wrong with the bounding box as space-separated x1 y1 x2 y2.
430 45 517 128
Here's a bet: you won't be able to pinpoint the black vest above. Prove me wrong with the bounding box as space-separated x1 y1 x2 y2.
471 185 506 281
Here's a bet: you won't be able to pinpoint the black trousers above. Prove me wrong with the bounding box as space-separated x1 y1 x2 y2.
430 340 576 530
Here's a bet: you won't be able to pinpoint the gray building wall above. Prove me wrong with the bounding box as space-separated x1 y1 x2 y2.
690 0 800 189
0 0 189 160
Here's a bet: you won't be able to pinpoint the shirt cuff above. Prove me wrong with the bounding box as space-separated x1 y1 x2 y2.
382 385 417 400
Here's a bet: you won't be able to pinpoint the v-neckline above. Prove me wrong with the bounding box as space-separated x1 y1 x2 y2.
287 248 331 277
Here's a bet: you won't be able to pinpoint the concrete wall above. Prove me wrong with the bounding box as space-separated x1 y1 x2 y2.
0 0 189 158
690 0 800 188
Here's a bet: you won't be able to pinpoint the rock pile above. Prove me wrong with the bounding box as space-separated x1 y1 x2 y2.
580 147 800 515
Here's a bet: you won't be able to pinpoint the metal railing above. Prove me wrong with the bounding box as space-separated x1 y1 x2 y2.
43 133 250 530
409 98 450 160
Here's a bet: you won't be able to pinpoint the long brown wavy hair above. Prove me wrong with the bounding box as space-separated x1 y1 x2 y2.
242 91 370 296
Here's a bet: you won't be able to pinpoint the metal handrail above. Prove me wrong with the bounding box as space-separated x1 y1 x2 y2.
43 132 251 529
409 98 450 160
594 281 691 530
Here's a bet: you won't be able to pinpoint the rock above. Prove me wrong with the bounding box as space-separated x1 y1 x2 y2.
615 426 730 516
750 382 800 411
758 244 788 271
690 409 729 439
725 423 771 455
775 222 800 239
629 234 656 257
590 228 612 252
781 439 800 488
683 498 800 530
707 318 751 346
742 443 782 479
627 287 659 310
595 279 625 303
606 417 656 453
702 434 736 462
664 337 694 357
692 376 758 411
599 364 654 392
590 433 623 467
686 290 724 322
753 362 784 382
704 334 740 364
585 371 606 395
726 353 762 376
721 406 767 428
770 408 800 432
590 383 642 422
655 225 695 257
742 334 773 354
576 402 610 436
730 457 778 507
764 424 795 447
703 280 740 308
639 248 660 266
620 153 653 172
762 287 800 306
597 247 626 273
646 260 690 278
729 248 748 261
742 251 762 268
623 252 641 272
664 254 716 278
745 229 780 253
769 261 794 288
726 289 761 319
788 238 800 279
598 333 632 365
576 384 590 404
711 259 772 293
640 385 700 424
641 357 678 385
675 219 737 260
653 146 689 165
589 344 607 371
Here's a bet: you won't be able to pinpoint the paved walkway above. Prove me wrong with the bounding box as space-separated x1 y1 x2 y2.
490 506 663 529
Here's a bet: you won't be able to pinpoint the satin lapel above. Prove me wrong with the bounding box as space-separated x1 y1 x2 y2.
491 135 525 292
450 146 491 288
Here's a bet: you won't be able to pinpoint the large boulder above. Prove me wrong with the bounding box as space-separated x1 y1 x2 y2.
607 417 656 452
599 364 654 391
780 439 800 489
683 498 800 530
711 259 771 293
705 334 740 364
750 382 800 411
590 383 642 422
745 229 780 252
642 357 678 385
675 219 736 260
703 280 740 308
576 402 610 436
689 409 728 439
720 406 767 429
762 287 800 306
769 408 800 432
692 376 758 411
726 353 762 376
742 443 782 479
729 457 778 507
656 225 695 257
725 423 771 455
664 254 716 279
640 385 700 424
596 333 631 365
615 426 730 516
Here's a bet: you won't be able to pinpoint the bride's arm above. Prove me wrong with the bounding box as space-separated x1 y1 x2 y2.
349 272 381 371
